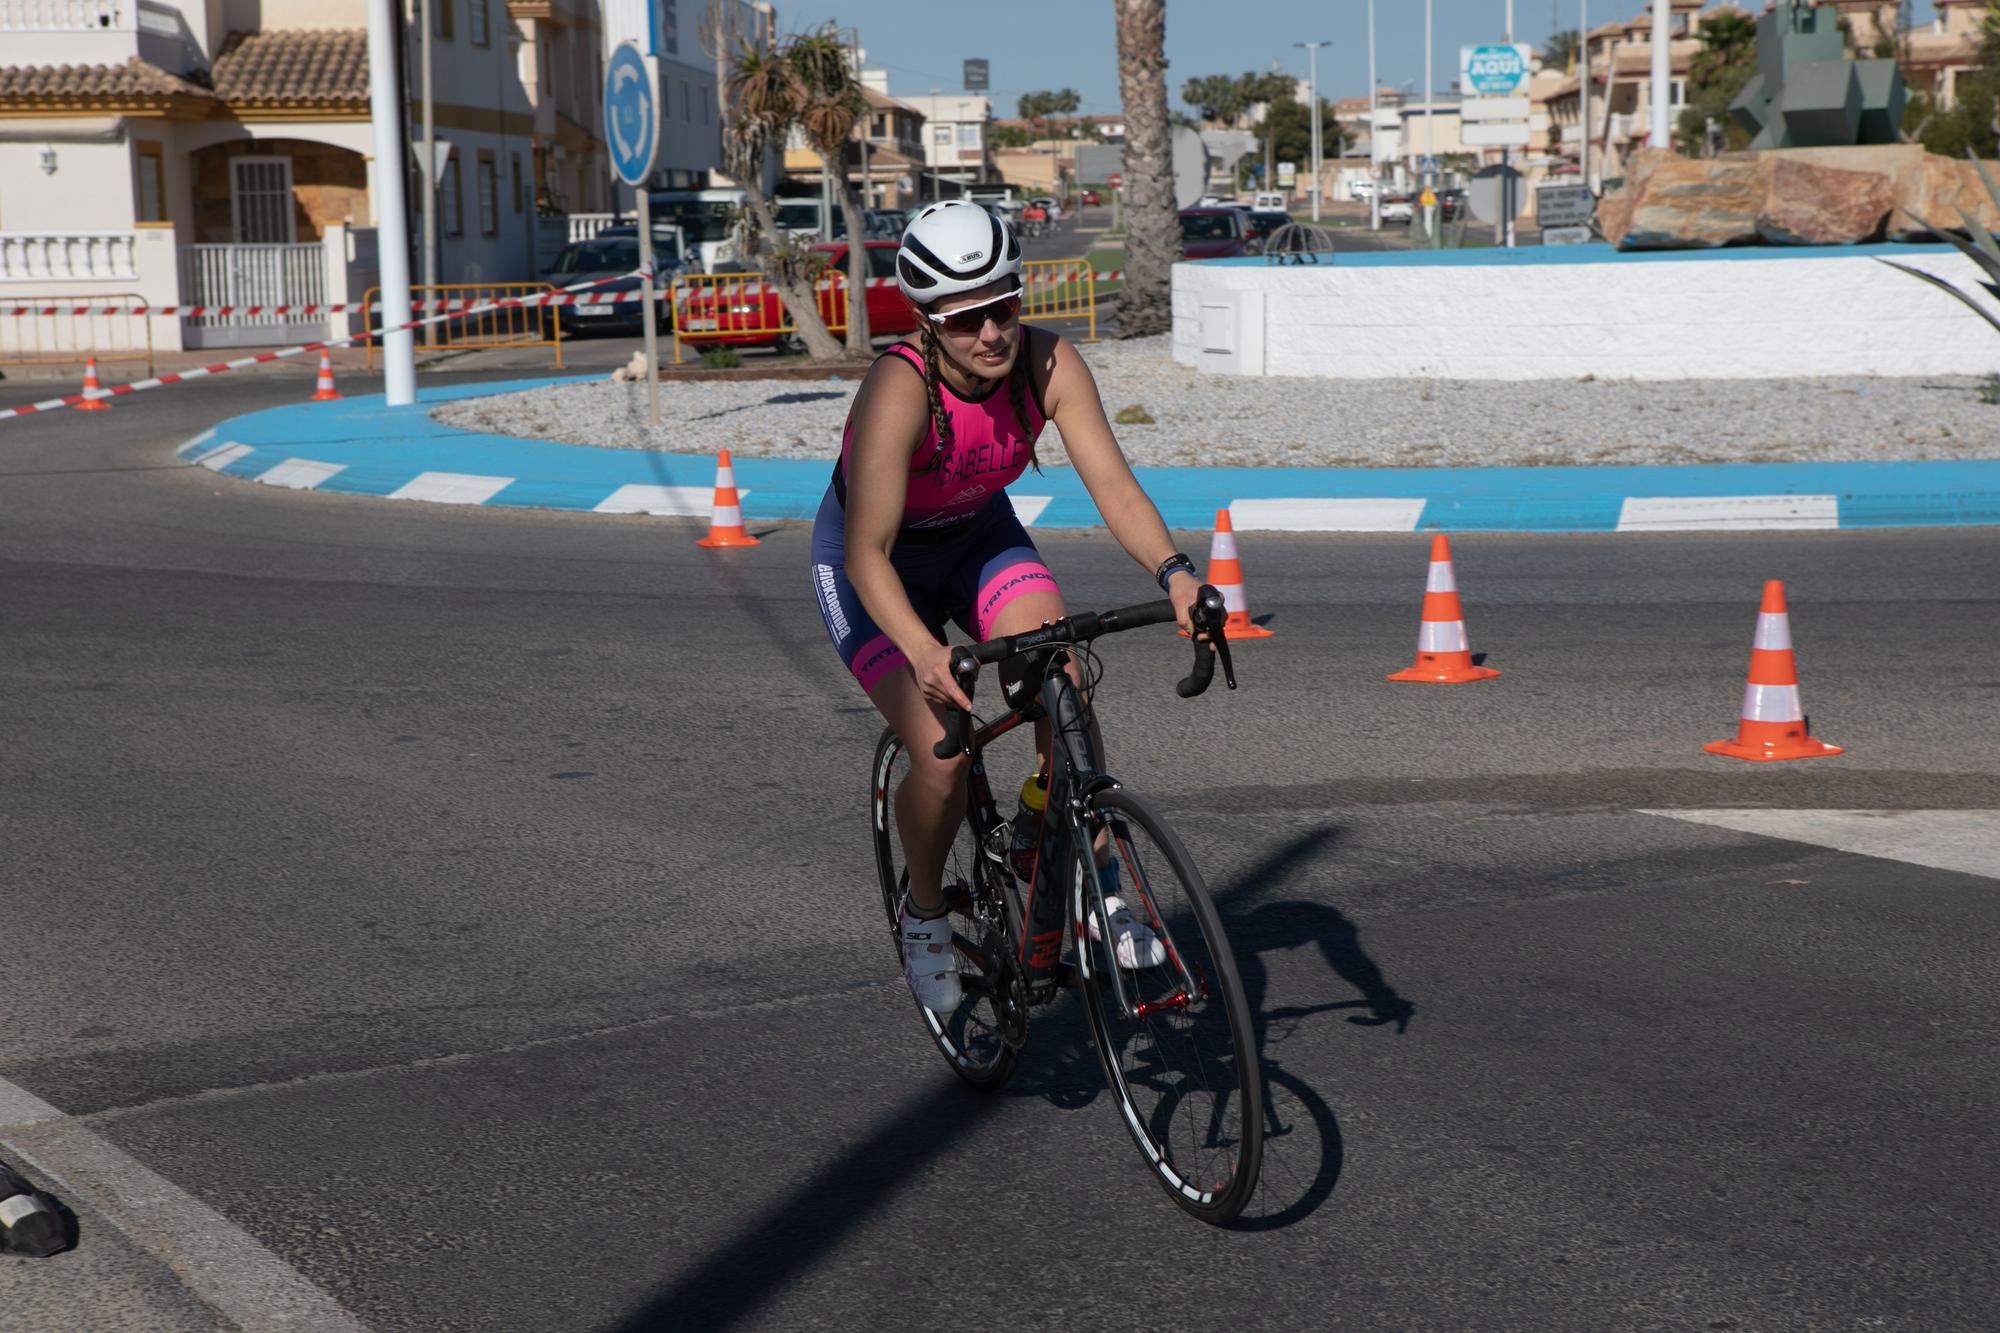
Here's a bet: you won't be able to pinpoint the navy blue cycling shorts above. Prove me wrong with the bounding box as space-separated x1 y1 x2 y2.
808 488 1059 694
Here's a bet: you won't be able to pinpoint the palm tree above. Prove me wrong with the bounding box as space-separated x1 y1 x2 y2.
1690 10 1757 90
788 25 872 354
1543 29 1580 71
706 3 843 360
1113 0 1173 337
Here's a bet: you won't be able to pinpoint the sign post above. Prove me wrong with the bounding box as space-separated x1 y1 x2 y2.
606 40 662 426
1536 182 1596 245
1460 43 1532 247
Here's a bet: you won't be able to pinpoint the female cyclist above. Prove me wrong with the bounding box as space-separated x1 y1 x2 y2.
809 200 1204 1012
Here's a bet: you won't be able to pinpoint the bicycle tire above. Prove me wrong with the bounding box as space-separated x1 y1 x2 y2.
870 727 1021 1089
1072 786 1264 1225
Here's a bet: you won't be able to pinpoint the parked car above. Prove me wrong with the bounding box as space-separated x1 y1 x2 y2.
1080 187 1102 206
1243 209 1290 252
771 198 849 242
865 208 906 240
1378 192 1414 224
1178 207 1249 259
1350 178 1376 201
1253 191 1288 211
1439 188 1467 222
675 240 916 352
541 232 689 336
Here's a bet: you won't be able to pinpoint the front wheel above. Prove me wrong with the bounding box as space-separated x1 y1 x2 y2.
1073 787 1264 1225
871 728 1021 1089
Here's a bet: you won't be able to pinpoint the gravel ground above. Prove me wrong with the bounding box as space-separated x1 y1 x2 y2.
432 334 2000 468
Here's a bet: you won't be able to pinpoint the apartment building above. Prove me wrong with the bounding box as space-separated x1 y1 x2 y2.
904 91 992 195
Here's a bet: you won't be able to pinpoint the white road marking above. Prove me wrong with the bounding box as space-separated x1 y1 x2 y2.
176 428 216 459
256 459 348 491
386 471 513 506
0 1075 368 1332
193 443 254 472
1228 497 1426 532
592 483 749 516
1010 495 1053 526
1616 494 1839 531
1641 809 2000 882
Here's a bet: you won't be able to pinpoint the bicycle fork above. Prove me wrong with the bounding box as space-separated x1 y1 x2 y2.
1060 797 1205 1023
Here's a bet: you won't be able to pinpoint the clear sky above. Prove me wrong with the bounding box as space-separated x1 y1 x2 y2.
771 0 1944 117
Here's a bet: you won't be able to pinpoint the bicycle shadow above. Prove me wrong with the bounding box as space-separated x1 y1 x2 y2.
1209 826 1419 1231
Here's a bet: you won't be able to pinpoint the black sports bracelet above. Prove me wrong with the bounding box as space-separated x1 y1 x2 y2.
1154 553 1198 592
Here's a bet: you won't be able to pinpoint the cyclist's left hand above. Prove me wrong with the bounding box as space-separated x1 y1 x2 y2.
1168 570 1206 642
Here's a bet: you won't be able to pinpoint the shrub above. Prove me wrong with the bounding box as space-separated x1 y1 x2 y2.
700 346 744 370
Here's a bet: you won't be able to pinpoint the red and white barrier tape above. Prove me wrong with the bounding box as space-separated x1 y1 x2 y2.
0 269 644 425
1 270 1126 318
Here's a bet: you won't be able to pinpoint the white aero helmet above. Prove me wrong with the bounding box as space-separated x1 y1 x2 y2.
896 199 1023 305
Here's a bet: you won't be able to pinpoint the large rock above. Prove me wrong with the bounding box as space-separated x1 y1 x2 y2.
1601 144 2000 249
1756 157 1894 243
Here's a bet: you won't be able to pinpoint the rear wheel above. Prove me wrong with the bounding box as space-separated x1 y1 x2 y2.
871 728 1021 1089
1073 787 1263 1225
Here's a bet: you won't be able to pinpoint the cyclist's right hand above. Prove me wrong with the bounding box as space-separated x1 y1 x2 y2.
913 641 974 714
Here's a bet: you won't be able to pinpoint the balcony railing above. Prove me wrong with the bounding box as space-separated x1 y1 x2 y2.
0 231 138 281
0 0 131 30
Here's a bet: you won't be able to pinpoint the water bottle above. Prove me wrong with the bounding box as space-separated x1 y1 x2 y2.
1007 773 1048 882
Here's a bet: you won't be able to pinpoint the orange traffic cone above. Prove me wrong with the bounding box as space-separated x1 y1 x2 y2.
696 449 760 547
1182 508 1273 639
310 349 342 401
1704 580 1842 762
75 355 111 410
1387 534 1501 683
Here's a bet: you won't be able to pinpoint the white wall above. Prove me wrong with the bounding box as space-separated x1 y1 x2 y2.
1172 251 2000 380
0 136 135 231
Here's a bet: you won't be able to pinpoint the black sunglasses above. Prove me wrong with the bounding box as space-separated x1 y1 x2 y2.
928 291 1022 335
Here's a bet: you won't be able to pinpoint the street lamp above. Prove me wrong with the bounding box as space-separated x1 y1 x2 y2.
1294 40 1328 221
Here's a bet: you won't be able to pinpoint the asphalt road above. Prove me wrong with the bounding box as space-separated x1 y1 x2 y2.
2 372 1998 1331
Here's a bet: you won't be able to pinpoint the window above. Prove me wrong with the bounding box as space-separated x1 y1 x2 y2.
680 79 690 120
442 156 463 236
477 152 498 235
469 0 487 45
134 140 166 222
658 0 678 55
510 152 523 213
434 0 453 40
934 126 952 144
701 86 710 124
956 123 980 148
865 245 899 279
231 156 295 243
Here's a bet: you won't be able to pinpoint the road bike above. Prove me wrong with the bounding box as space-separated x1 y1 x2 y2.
869 586 1265 1225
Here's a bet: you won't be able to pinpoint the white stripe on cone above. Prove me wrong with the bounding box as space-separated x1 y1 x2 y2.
716 466 737 489
1218 581 1248 614
1418 619 1470 653
1753 612 1792 651
1210 530 1239 561
1741 681 1804 722
711 503 743 527
1425 560 1458 593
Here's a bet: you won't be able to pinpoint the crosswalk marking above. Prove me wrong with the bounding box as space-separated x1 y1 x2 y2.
1640 809 2000 882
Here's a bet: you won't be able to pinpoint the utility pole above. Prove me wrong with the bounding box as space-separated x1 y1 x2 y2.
1580 0 1592 192
1295 40 1327 221
419 0 437 345
1368 0 1380 230
367 0 414 404
1648 0 1670 148
1423 0 1436 242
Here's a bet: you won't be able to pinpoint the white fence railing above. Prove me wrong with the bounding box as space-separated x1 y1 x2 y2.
0 230 138 281
0 0 129 30
567 212 625 243
179 242 326 346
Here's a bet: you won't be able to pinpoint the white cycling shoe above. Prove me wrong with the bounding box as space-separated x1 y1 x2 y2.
1090 894 1168 970
899 905 962 1014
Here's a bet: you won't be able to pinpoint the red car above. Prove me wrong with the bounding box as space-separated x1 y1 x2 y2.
1080 188 1103 206
677 241 917 351
1178 207 1248 259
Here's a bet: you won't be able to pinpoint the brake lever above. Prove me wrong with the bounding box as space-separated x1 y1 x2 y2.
1214 623 1237 690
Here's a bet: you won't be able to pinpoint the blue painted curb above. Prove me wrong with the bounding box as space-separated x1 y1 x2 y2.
178 377 2000 533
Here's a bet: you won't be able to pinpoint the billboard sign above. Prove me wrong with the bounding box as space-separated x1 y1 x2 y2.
1460 44 1532 97
964 59 989 92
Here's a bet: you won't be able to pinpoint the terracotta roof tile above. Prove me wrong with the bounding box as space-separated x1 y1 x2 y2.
0 56 213 103
211 28 368 106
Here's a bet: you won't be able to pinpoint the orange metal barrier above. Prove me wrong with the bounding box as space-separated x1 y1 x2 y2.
0 292 156 373
364 283 562 368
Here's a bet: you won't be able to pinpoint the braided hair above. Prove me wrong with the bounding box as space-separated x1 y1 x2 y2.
916 316 1041 483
